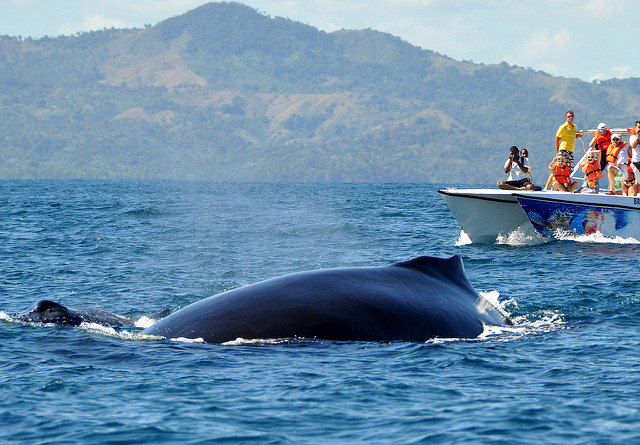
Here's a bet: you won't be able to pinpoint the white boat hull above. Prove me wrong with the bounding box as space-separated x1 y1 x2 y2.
437 188 535 243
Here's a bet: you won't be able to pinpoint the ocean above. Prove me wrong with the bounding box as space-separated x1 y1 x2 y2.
1 181 639 444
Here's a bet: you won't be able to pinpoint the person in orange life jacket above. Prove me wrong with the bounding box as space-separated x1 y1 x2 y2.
589 122 611 171
605 133 628 195
575 151 603 194
497 145 536 190
628 120 640 196
549 154 578 192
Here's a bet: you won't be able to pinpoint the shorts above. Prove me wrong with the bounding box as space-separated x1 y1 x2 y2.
608 163 629 181
623 171 636 187
504 178 531 188
584 177 599 191
558 150 574 170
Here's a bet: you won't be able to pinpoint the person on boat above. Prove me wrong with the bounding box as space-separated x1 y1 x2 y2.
628 120 640 195
545 111 583 189
575 151 603 194
622 168 636 196
555 110 582 170
605 133 629 195
549 154 578 192
497 146 537 190
589 122 611 172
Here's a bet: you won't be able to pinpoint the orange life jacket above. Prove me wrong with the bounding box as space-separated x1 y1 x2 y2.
606 141 628 164
627 127 638 136
553 164 571 184
592 130 612 151
582 160 603 179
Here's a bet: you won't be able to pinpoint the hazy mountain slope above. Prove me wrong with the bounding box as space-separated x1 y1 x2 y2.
0 1 639 182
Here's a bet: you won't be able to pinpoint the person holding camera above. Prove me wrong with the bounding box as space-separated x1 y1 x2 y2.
497 146 536 190
589 122 611 171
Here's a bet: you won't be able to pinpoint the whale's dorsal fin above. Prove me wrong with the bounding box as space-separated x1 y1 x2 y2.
395 256 512 326
33 300 70 312
393 255 465 277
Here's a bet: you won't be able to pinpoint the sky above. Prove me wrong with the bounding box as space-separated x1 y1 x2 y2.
0 0 637 82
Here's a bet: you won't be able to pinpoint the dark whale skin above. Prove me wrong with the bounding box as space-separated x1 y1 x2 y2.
142 256 510 343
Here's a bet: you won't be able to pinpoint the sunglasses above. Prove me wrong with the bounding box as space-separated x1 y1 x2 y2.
612 138 621 141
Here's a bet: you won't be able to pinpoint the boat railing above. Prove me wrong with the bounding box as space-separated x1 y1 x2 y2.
579 128 632 137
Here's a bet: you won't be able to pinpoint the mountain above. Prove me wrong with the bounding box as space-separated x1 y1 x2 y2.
1 1 639 183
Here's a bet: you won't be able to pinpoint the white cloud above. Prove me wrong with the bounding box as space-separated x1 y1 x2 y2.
53 0 210 35
610 65 633 79
581 0 621 17
539 63 562 77
499 29 575 75
519 29 570 61
86 0 204 16
2 0 39 8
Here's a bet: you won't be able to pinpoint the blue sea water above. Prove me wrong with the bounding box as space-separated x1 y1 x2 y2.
1 181 640 444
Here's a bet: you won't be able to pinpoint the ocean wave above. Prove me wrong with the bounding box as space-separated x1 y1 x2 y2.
496 225 546 246
554 230 640 244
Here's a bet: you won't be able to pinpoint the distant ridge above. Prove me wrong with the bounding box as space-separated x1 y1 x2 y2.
0 1 639 182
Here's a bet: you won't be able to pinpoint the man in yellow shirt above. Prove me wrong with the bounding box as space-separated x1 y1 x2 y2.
555 110 583 169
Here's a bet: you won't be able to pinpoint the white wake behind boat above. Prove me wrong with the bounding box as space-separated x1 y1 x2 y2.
437 188 538 243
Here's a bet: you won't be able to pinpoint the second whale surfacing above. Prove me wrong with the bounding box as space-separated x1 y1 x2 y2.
14 300 135 327
142 255 511 344
13 300 171 327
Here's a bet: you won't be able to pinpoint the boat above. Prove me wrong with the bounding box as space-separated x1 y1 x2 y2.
439 125 640 243
439 187 640 242
514 191 640 239
437 188 538 243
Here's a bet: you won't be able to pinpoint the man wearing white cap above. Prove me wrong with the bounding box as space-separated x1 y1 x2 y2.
605 133 628 195
589 122 611 171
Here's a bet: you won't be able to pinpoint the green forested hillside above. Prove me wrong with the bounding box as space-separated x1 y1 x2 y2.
1 1 639 183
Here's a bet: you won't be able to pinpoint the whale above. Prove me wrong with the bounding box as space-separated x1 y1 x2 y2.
13 300 170 327
142 255 511 343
